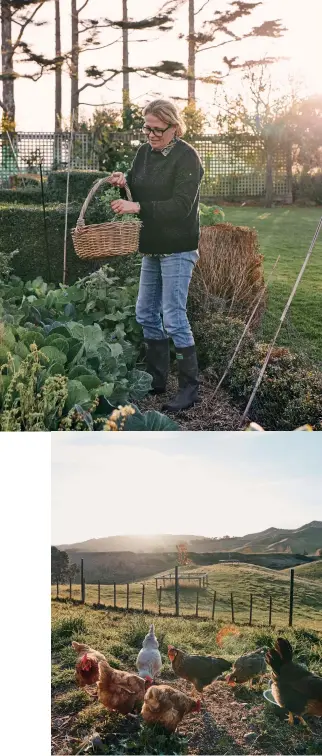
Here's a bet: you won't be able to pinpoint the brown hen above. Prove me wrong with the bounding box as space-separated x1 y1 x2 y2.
142 684 201 732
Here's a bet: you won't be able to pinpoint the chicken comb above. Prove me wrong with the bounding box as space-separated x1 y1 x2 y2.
194 700 201 713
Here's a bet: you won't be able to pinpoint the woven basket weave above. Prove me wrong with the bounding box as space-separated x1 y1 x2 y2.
71 176 142 260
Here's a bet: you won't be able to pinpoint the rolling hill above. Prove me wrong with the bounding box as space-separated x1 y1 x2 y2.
56 521 322 557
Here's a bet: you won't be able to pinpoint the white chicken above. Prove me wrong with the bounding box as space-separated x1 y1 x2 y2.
136 624 162 682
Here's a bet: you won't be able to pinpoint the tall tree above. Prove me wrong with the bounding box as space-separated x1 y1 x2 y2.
188 0 195 103
55 0 61 131
0 0 14 127
176 0 286 104
51 546 79 583
122 0 129 123
75 6 183 115
0 0 60 128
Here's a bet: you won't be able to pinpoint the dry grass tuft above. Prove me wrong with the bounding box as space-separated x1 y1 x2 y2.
191 223 266 326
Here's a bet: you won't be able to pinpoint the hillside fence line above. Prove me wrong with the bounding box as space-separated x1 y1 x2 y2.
0 130 293 203
51 563 298 627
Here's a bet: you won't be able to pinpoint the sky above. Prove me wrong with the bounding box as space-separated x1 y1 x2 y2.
51 432 322 545
8 0 322 130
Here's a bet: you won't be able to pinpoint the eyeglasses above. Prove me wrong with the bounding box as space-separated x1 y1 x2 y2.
142 124 172 137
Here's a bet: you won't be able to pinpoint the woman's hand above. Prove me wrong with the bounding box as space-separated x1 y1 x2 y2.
107 172 126 187
111 199 140 215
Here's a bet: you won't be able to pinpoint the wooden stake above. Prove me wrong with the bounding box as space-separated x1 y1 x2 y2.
289 570 294 627
269 595 272 626
231 592 235 623
175 566 179 617
212 590 216 620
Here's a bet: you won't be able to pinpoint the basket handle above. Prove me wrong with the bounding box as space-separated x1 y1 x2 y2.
76 176 133 228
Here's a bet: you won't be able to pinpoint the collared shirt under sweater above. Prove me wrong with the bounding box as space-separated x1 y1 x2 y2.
123 138 204 256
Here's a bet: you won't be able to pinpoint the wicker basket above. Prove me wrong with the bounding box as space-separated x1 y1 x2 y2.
71 175 142 260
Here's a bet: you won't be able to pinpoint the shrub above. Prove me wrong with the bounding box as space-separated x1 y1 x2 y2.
193 311 322 430
0 199 143 284
293 172 322 205
0 188 44 205
47 169 109 202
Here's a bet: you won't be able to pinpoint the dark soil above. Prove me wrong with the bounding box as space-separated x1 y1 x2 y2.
138 374 243 431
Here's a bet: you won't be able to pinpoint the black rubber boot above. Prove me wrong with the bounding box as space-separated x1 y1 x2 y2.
144 338 170 395
162 345 199 412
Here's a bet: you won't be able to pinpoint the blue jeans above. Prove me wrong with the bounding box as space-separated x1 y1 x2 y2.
136 251 199 348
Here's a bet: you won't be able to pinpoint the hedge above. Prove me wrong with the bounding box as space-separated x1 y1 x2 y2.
0 188 44 205
46 170 110 202
0 202 142 284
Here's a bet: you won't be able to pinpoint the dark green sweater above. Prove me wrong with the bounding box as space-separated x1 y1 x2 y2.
124 139 204 256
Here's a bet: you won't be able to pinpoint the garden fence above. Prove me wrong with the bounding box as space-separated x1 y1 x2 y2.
0 130 293 202
51 564 301 627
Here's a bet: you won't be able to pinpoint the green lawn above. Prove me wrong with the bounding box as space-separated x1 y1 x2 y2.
223 207 322 363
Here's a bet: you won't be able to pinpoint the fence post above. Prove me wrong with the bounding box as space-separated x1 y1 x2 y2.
142 583 145 612
159 587 162 615
212 590 216 620
83 578 86 604
155 578 158 591
199 578 201 589
269 595 272 626
231 592 235 623
56 579 59 599
98 581 100 605
289 569 294 627
80 559 84 603
175 566 179 617
249 593 253 626
127 583 129 610
69 578 72 600
114 582 116 609
163 577 165 587
196 590 199 617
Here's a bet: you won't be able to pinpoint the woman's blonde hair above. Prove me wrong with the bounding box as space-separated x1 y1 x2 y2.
143 99 186 137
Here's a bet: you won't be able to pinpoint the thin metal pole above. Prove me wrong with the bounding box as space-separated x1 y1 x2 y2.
241 216 322 426
63 112 74 285
39 162 52 281
212 255 280 399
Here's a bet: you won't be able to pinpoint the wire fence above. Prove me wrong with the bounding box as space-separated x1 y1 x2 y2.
50 566 321 628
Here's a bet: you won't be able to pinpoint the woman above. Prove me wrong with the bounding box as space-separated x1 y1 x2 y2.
107 98 204 413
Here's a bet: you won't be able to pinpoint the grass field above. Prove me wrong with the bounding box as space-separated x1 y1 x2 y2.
52 563 322 632
223 207 322 362
51 601 322 755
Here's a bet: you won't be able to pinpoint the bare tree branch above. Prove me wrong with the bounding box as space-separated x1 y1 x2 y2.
78 0 91 14
12 2 46 53
196 37 240 55
195 0 212 17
